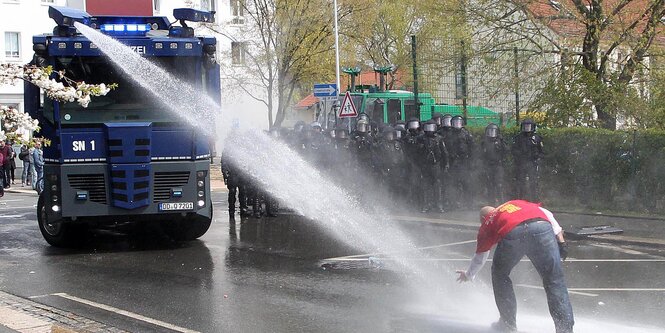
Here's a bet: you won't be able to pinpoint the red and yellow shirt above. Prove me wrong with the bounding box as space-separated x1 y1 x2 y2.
475 200 551 253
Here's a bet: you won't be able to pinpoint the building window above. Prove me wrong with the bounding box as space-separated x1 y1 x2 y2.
231 0 246 24
201 0 216 12
5 32 20 59
231 41 247 65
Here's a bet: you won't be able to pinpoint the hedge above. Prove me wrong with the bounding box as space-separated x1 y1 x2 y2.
466 126 665 214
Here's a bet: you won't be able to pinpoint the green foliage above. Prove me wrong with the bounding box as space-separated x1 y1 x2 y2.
528 65 649 128
530 128 664 213
466 126 665 213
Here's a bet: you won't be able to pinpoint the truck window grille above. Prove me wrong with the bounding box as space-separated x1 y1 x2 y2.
153 172 190 203
68 174 107 204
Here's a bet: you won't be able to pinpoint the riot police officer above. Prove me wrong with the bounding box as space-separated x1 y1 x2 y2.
221 149 248 218
418 120 448 213
373 126 405 202
403 118 423 206
350 120 375 190
431 112 444 129
512 119 544 201
303 121 327 168
286 121 307 153
481 123 507 204
446 115 474 209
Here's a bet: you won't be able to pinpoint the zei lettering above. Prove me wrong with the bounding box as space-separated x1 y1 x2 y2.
129 46 146 54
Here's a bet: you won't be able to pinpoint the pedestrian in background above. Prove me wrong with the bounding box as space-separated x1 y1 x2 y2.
0 141 13 189
9 144 16 185
0 150 4 197
456 200 574 333
28 145 36 187
19 145 30 187
32 141 44 190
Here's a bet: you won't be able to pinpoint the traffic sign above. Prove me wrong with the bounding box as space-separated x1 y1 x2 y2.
313 83 338 99
338 91 358 118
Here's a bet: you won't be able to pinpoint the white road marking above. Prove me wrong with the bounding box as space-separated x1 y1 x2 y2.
568 288 665 292
51 293 200 333
516 284 599 297
323 257 665 263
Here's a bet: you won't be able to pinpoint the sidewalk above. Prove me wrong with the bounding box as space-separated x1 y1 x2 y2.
0 291 126 333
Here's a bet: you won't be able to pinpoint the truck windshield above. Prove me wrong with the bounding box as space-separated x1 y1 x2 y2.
47 56 200 125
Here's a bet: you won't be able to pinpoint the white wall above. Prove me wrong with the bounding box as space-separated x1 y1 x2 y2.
157 0 274 130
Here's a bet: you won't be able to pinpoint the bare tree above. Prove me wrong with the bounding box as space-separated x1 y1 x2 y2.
206 0 356 127
465 0 665 129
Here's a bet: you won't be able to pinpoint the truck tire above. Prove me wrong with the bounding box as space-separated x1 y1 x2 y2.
37 194 85 247
169 206 213 241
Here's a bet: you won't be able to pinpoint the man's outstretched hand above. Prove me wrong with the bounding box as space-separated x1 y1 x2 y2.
456 270 470 283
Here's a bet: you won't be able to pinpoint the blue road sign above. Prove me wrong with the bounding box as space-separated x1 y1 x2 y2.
313 83 338 98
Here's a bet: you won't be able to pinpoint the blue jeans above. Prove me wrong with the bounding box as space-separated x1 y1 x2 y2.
491 221 574 333
22 161 31 184
34 166 43 190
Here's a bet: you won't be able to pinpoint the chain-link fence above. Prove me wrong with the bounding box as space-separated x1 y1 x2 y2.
398 36 558 127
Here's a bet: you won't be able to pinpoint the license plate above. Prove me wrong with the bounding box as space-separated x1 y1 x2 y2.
159 202 194 211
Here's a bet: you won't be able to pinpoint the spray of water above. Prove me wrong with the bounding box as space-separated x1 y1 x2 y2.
74 22 665 332
74 22 426 273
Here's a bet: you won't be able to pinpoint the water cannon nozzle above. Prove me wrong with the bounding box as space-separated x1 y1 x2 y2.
48 6 91 27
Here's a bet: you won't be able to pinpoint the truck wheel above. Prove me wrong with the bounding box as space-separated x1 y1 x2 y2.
170 206 213 241
37 194 84 247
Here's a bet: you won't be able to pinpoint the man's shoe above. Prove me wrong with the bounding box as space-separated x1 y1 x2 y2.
491 320 517 332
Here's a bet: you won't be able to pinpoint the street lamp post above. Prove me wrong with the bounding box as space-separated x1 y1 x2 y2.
333 0 341 120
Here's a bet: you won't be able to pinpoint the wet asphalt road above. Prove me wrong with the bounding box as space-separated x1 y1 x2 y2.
1 191 665 333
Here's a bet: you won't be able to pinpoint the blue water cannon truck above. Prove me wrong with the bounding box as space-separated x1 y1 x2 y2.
25 6 220 247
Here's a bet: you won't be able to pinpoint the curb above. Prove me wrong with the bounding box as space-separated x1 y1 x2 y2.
2 188 37 195
0 290 127 333
394 214 665 248
587 234 665 248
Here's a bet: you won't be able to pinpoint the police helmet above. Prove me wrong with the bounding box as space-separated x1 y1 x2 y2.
521 119 536 133
356 121 369 133
423 121 437 133
442 114 453 128
294 121 306 132
485 123 499 138
310 121 322 132
395 129 403 140
358 113 370 123
431 112 443 127
336 128 349 139
451 115 464 129
407 118 420 130
394 120 406 131
382 127 396 141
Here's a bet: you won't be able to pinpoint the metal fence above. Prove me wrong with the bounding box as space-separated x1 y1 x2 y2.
397 36 558 126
